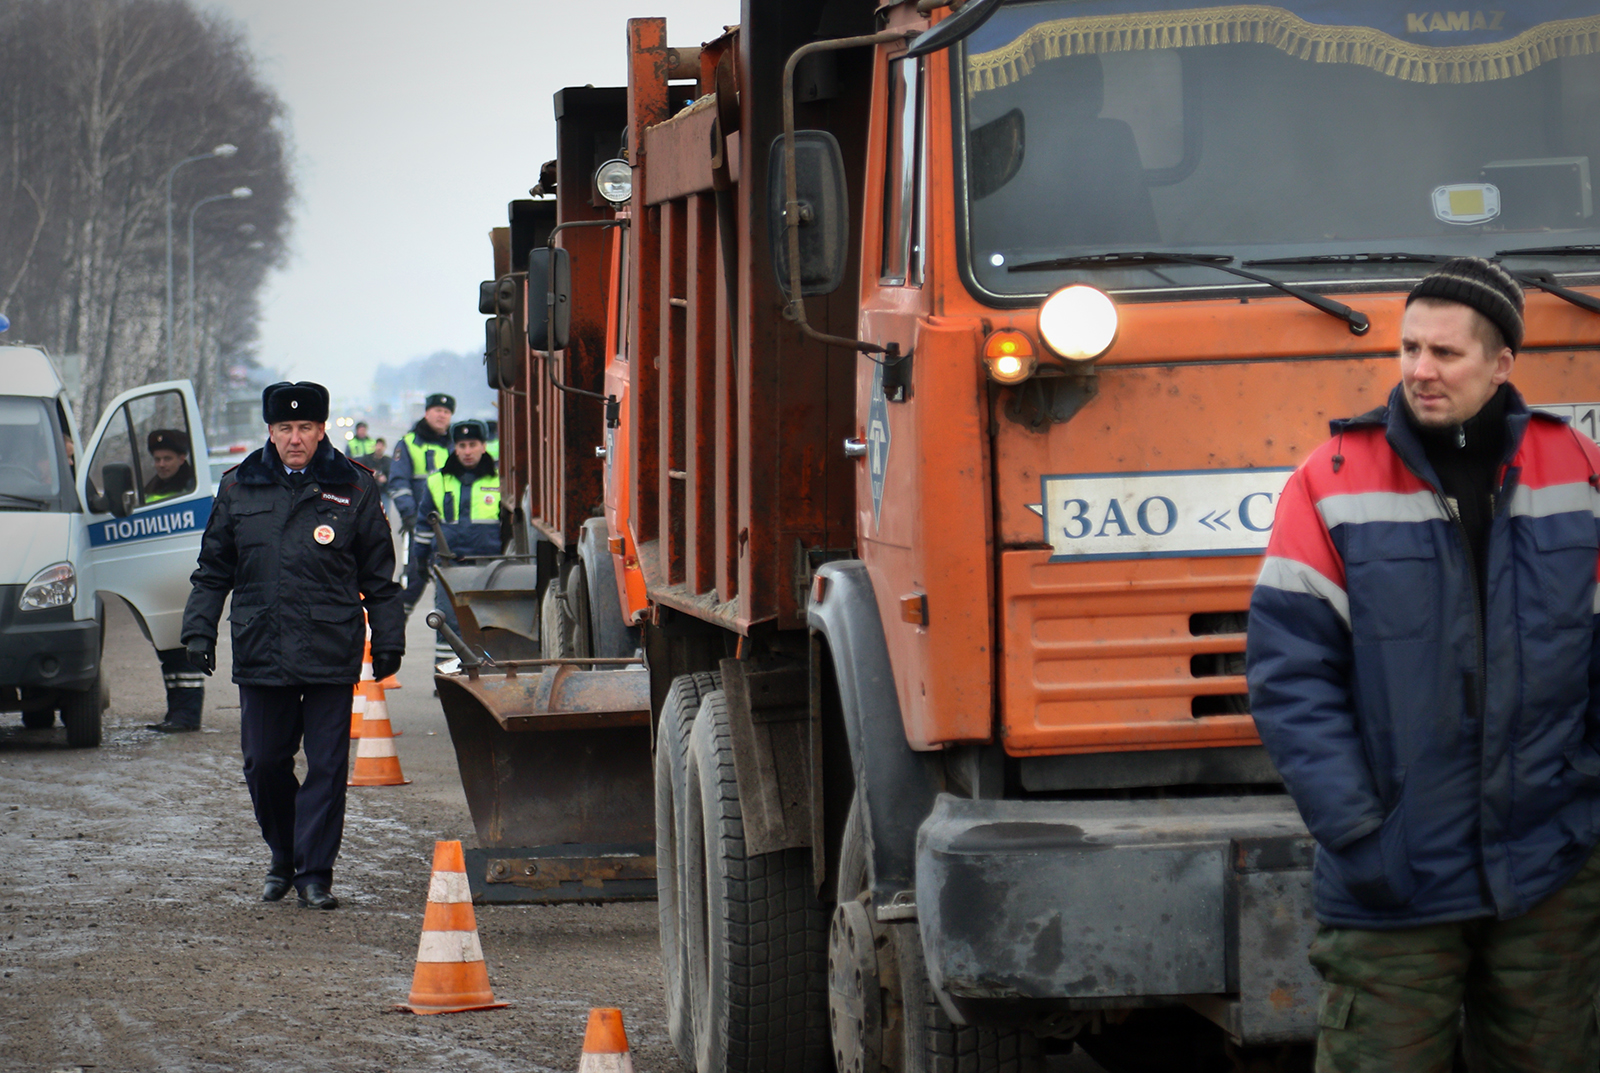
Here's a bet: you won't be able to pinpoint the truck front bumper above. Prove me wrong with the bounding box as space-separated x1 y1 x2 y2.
915 792 1319 1045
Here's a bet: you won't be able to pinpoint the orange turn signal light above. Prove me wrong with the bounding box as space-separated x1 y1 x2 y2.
982 329 1038 385
900 592 928 626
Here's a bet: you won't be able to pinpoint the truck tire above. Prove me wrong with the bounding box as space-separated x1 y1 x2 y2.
539 560 589 659
832 797 1042 1073
684 689 829 1073
60 669 103 748
657 671 722 1066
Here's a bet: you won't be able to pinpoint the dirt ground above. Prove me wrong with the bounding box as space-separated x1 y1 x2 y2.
0 593 676 1073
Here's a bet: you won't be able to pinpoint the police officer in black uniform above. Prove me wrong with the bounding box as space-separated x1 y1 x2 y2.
181 382 403 909
143 429 205 732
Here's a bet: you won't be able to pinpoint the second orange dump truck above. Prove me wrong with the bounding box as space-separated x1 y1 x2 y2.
434 2 1600 1069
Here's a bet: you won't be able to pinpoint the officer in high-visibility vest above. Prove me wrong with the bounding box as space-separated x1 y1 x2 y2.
345 421 376 459
425 418 501 666
389 393 454 618
141 429 204 731
143 428 195 503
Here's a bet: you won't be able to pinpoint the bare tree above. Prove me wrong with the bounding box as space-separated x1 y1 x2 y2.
0 0 292 429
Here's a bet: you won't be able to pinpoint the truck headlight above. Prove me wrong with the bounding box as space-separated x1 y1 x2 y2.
1038 285 1118 362
20 562 76 611
595 159 634 205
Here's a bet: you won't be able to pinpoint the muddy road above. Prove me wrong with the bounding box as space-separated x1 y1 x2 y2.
0 598 673 1073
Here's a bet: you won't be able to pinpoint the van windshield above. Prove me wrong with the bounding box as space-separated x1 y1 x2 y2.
959 3 1600 299
0 397 67 510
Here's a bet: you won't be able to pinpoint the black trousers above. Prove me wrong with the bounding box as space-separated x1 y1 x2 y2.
156 646 204 726
238 683 351 891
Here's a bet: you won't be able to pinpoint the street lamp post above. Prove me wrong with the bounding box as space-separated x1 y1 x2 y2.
164 143 237 380
186 186 253 372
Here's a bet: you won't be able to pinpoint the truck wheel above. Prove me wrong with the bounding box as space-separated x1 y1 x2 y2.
579 518 640 659
684 690 829 1073
539 560 589 659
60 670 103 748
832 797 1042 1073
657 671 722 1066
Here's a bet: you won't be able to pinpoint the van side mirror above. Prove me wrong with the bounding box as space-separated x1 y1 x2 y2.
768 130 849 298
101 464 135 518
526 247 571 352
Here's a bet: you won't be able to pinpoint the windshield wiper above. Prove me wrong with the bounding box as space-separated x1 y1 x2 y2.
0 493 49 510
1248 250 1600 321
1008 251 1370 335
1496 245 1600 258
1242 252 1445 267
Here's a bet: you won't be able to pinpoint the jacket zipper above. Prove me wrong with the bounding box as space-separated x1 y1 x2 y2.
1439 491 1490 730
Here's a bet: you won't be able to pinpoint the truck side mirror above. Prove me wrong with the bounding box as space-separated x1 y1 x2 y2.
526 247 571 352
101 463 135 518
768 130 849 298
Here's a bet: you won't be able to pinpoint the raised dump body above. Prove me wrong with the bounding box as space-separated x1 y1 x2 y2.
441 0 1600 1067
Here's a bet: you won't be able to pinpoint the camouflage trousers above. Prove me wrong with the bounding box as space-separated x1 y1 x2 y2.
1310 847 1600 1073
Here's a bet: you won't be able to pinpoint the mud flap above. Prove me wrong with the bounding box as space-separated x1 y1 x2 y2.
436 662 656 904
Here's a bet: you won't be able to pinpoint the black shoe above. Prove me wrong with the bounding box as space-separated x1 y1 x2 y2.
147 720 199 733
262 874 292 902
296 883 339 910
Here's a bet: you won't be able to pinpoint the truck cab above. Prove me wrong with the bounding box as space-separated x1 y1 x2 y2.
0 343 211 745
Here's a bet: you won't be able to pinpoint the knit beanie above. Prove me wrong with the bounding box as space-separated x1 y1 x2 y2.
1406 257 1524 353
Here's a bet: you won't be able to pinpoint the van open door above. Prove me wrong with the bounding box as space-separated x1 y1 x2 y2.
77 380 213 650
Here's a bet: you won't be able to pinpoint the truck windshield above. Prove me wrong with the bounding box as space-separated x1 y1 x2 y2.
0 397 65 510
958 3 1600 300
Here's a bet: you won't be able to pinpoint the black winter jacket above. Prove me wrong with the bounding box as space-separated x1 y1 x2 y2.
182 437 404 685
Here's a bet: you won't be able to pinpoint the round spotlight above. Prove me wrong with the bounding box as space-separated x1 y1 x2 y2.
594 159 634 205
1038 285 1118 362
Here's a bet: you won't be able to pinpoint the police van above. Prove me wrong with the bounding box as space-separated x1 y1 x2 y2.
0 342 210 746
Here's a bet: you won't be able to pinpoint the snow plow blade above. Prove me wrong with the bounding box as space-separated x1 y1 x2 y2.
434 660 655 905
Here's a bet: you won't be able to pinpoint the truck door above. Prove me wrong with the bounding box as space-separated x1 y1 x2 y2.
77 381 213 649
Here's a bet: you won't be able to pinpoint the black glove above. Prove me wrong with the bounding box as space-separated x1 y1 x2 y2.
185 637 215 676
371 651 402 681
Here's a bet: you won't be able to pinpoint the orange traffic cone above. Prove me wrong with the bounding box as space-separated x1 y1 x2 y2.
397 841 508 1014
351 636 375 738
348 691 410 786
361 611 401 690
577 1009 634 1073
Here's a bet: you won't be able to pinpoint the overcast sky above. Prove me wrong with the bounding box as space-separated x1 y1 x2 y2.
201 0 736 409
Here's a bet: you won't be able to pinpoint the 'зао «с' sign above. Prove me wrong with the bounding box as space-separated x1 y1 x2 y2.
1033 468 1294 562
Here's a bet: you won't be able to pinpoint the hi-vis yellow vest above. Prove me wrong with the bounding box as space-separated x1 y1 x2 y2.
402 431 448 478
425 471 500 524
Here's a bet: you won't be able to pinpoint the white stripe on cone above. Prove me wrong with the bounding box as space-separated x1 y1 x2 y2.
357 736 398 758
578 1053 634 1073
364 699 389 723
352 693 367 714
427 871 472 903
416 929 485 963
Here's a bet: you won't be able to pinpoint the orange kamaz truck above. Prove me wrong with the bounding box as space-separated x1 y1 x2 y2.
437 2 1600 1069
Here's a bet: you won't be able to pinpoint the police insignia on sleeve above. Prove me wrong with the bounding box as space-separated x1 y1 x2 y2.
313 524 335 545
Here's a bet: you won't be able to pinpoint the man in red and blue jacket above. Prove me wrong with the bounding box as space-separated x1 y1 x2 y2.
1247 258 1600 1070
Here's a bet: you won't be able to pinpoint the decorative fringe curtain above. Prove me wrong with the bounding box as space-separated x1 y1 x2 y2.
967 7 1600 92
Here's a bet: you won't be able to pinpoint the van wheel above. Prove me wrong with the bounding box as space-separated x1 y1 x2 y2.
61 671 103 748
657 671 722 1066
832 796 1042 1073
684 690 829 1073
